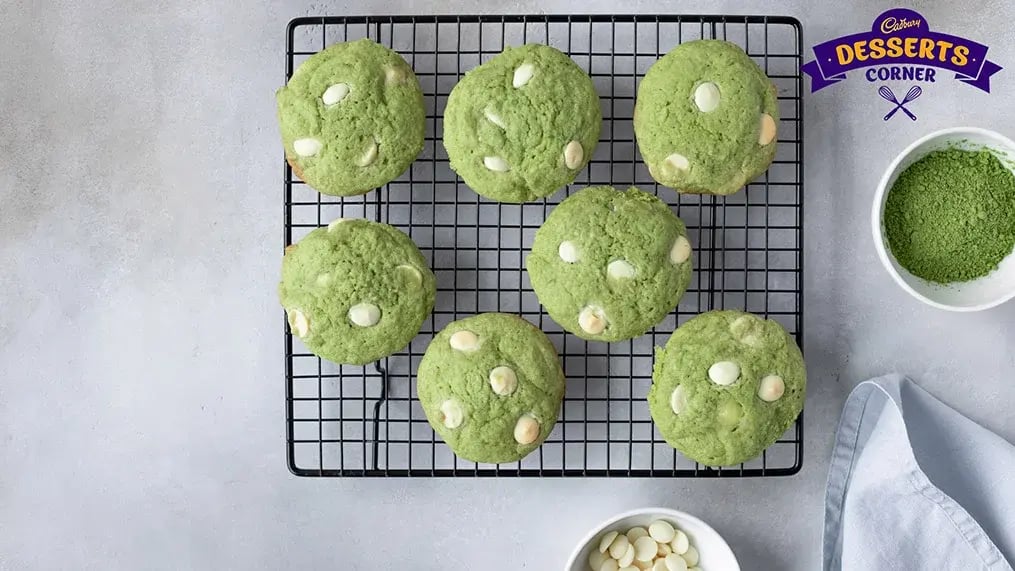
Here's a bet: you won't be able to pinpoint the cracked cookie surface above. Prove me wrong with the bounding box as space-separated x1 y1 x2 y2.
648 310 806 466
634 40 779 196
417 313 565 464
276 39 425 196
526 186 693 342
443 44 601 202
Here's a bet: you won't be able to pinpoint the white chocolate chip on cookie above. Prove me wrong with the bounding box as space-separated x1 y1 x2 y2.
489 366 518 396
564 140 584 169
293 138 322 157
356 138 378 167
758 374 786 402
759 113 777 145
662 153 690 174
670 385 688 415
449 330 480 352
607 259 637 280
708 360 741 386
287 308 309 338
321 82 350 106
315 273 332 287
483 156 510 172
513 62 535 88
348 303 381 327
396 264 423 287
384 66 405 85
558 240 579 263
693 81 721 113
669 236 691 265
513 414 540 445
327 218 350 231
439 399 464 429
578 305 608 335
484 106 507 129
648 520 675 543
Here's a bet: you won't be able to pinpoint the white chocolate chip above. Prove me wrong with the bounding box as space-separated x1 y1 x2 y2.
670 530 689 555
327 218 350 231
293 138 322 157
708 361 741 386
558 240 579 263
619 567 639 571
483 156 510 172
513 62 535 88
488 366 518 396
439 399 464 429
759 113 777 145
356 138 378 167
513 414 540 445
578 305 608 335
626 527 649 542
315 273 332 287
657 543 672 557
669 236 691 265
681 546 699 567
652 561 668 571
758 374 786 402
348 302 381 327
607 259 636 280
617 544 636 568
662 153 689 174
599 560 619 571
664 554 688 571
589 549 607 571
396 264 423 287
648 520 675 544
633 561 652 571
730 314 765 348
321 82 350 106
449 330 480 352
287 308 309 338
633 536 657 562
693 82 721 113
484 106 507 129
608 534 630 560
564 140 584 169
384 66 404 85
669 387 687 418
599 531 619 554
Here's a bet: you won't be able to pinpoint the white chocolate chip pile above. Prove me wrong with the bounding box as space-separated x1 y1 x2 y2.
590 520 702 571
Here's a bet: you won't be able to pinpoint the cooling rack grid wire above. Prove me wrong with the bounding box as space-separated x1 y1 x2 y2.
284 14 804 477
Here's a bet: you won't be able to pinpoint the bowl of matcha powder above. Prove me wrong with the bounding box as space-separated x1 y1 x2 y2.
873 127 1015 311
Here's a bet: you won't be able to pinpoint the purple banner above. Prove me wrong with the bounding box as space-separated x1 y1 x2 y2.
803 8 1002 92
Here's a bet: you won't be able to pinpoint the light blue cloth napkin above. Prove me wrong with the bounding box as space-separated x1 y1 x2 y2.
823 374 1015 570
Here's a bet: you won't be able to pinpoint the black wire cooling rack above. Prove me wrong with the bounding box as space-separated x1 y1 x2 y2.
284 15 804 477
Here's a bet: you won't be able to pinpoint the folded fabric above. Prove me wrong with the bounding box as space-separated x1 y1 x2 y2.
823 374 1015 570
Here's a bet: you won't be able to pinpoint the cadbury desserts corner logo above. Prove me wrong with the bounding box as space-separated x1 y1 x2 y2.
803 8 1002 120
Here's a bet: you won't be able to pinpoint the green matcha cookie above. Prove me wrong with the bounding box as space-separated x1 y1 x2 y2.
278 219 436 365
276 39 425 196
648 310 805 466
417 313 565 464
443 44 601 202
526 186 693 342
634 40 779 196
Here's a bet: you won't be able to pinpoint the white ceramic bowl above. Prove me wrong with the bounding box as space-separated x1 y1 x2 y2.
565 507 740 571
872 127 1015 311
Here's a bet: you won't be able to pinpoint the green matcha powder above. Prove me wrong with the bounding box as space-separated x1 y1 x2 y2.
885 148 1015 284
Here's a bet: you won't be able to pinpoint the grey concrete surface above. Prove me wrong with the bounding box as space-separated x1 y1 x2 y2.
2 0 1014 569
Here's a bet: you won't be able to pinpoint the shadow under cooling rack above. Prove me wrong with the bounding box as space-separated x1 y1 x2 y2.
284 14 804 478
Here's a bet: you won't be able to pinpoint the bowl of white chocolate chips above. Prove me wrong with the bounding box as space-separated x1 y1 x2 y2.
565 508 739 571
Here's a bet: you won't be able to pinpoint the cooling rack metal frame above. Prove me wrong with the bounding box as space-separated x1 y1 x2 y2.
284 14 805 478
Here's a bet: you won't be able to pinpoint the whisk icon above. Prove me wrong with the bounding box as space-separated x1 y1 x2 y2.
879 85 921 121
